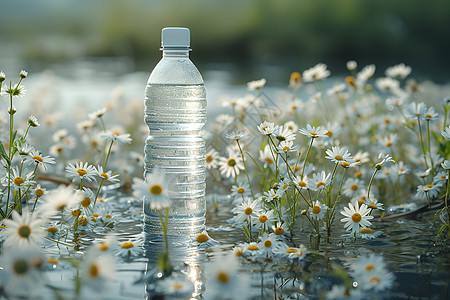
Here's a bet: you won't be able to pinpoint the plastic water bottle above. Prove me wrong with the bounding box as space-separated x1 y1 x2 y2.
144 27 207 236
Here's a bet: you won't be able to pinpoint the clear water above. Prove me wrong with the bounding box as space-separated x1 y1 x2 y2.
144 83 207 235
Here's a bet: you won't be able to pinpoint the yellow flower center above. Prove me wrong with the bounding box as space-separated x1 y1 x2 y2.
365 263 375 271
33 155 43 163
360 228 375 234
264 240 272 248
352 213 362 223
247 245 259 251
341 161 351 167
217 271 229 284
196 233 209 243
261 126 268 131
283 184 288 190
71 209 81 217
298 181 307 188
386 141 393 147
47 258 59 264
35 189 44 197
274 227 285 235
259 215 268 223
368 201 378 209
105 214 112 219
312 205 321 214
13 259 29 275
78 216 88 226
286 248 298 253
14 176 24 186
237 187 245 194
425 114 432 119
384 118 391 124
354 171 363 178
99 243 109 251
206 155 213 163
227 158 236 167
92 213 99 218
100 172 109 179
81 197 91 208
172 283 185 290
326 130 333 137
350 184 359 191
265 158 274 164
150 184 163 195
244 207 253 215
89 264 99 278
369 276 381 284
335 155 343 161
290 72 301 82
309 132 317 137
76 169 87 177
18 225 31 238
121 242 135 249
316 182 325 189
47 227 58 234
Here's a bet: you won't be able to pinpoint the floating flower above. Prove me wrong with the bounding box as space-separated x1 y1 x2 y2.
80 248 116 291
193 230 220 248
340 202 373 233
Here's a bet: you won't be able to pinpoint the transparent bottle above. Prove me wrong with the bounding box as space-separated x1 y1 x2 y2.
144 27 206 236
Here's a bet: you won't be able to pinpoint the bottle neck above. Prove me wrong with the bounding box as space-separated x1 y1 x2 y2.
162 48 190 58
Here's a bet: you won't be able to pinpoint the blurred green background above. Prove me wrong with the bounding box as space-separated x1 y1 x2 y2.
1 0 449 83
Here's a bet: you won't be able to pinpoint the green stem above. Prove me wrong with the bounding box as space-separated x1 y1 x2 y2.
367 169 378 199
93 178 105 208
103 140 114 169
417 117 429 170
236 140 255 199
301 138 315 179
426 119 435 175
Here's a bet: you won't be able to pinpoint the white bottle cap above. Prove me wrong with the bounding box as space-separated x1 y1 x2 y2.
161 27 190 48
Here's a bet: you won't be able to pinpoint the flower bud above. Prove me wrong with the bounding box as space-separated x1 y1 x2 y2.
19 70 28 78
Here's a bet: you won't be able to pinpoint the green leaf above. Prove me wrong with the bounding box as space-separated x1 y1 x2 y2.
0 141 11 166
436 224 449 242
242 224 251 242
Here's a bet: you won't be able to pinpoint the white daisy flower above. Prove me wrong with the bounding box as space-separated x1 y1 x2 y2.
218 148 244 178
302 63 330 82
230 182 251 199
292 174 309 190
308 171 331 191
272 221 290 238
309 200 327 220
342 178 365 198
340 202 373 233
325 146 353 164
441 126 450 140
205 148 221 169
193 230 220 248
257 232 279 258
346 60 357 71
298 124 328 138
415 183 442 200
27 149 56 172
257 121 279 136
360 269 395 292
96 165 120 183
272 241 300 260
275 125 296 142
153 276 194 297
259 144 276 167
424 106 439 121
204 253 252 300
133 168 172 210
38 185 83 218
375 153 395 170
277 140 297 153
4 166 36 191
115 239 143 258
99 131 132 145
385 63 411 79
65 161 97 183
254 210 277 231
404 102 427 120
231 197 262 224
247 78 266 90
288 244 308 263
2 207 44 248
0 246 43 298
80 248 116 292
263 188 283 203
441 160 450 170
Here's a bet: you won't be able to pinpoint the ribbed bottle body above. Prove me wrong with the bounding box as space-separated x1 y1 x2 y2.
144 82 206 235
